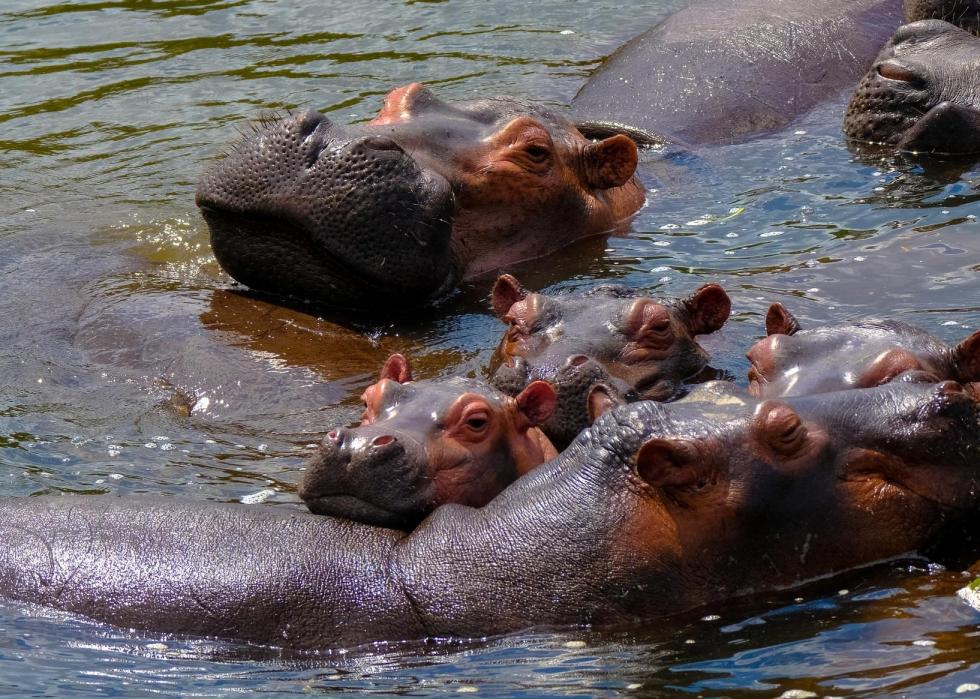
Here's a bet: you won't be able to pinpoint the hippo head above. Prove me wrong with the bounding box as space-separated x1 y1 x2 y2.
906 0 980 34
298 353 557 529
488 274 730 446
746 303 980 397
596 381 980 611
196 83 645 309
844 20 980 155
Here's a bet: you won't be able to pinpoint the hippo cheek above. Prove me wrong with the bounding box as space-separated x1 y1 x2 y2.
197 112 456 309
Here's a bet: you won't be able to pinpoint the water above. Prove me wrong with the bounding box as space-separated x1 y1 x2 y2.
1 0 979 695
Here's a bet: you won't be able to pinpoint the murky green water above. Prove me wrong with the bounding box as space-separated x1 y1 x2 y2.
1 0 979 696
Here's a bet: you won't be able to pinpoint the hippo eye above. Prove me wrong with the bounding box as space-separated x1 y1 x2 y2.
522 143 551 164
464 413 490 432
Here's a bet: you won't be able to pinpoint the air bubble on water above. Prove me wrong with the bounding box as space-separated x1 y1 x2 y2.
152 436 169 442
95 479 105 484
686 218 711 226
653 241 671 247
144 443 156 449
913 639 936 646
192 396 210 413
650 266 670 273
725 232 739 238
660 223 679 230
257 444 268 452
160 443 175 451
563 640 586 648
956 684 980 694
759 231 783 238
108 445 121 457
701 614 720 622
240 489 275 504
943 321 960 326
853 256 866 262
794 130 806 135
559 29 574 35
807 288 820 293
838 589 849 596
109 474 123 480
874 187 885 192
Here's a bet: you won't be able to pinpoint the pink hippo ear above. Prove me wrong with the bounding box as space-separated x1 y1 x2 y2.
587 384 624 423
583 134 639 189
514 380 557 429
379 353 413 383
683 283 731 336
491 274 528 319
765 302 801 336
753 401 810 458
634 438 709 489
954 330 980 383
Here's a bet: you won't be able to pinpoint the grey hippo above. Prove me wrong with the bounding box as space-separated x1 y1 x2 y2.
0 382 977 649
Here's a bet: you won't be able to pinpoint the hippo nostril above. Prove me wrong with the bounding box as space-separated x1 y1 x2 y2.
567 355 591 368
876 62 922 86
372 435 397 447
361 135 403 153
294 109 328 138
326 429 340 442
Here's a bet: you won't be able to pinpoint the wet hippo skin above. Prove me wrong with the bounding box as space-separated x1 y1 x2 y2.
299 353 558 529
0 382 977 650
747 302 980 397
845 19 980 154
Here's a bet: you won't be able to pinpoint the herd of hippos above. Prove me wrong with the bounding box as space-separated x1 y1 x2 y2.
2 0 980 651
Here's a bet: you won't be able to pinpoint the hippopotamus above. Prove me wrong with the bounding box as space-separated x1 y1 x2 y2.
570 0 905 146
488 274 731 446
747 302 980 397
196 86 644 310
0 381 976 650
299 353 557 529
844 19 980 154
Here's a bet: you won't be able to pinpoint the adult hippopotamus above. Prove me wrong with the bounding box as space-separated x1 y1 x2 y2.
196 87 644 310
747 302 980 396
570 0 905 146
299 353 557 529
1 383 976 650
844 19 980 154
488 275 731 446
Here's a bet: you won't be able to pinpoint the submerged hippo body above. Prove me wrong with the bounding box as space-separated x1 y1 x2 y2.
571 0 904 146
0 382 976 650
299 353 557 529
747 303 980 397
488 275 731 446
844 19 980 154
196 87 643 310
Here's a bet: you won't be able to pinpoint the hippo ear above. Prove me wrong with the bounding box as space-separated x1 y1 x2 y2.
896 102 980 155
379 353 413 383
765 303 801 336
753 401 810 458
583 134 638 189
954 330 980 383
683 283 731 336
514 380 557 429
587 384 624 423
491 274 528 319
634 438 708 489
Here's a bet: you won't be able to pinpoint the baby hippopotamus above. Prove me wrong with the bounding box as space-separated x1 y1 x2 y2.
488 274 731 446
747 302 980 397
299 353 557 529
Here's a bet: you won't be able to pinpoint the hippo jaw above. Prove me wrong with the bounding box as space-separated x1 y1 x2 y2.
196 110 457 310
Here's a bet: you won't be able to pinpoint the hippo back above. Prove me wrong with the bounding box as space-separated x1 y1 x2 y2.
571 0 904 145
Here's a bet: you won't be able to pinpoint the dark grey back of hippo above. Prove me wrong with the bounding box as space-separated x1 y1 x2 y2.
571 0 904 146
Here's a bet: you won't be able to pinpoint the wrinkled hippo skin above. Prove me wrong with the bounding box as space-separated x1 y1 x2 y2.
196 85 643 310
747 302 980 397
845 20 980 154
571 0 904 146
299 353 557 529
488 275 730 446
0 382 977 649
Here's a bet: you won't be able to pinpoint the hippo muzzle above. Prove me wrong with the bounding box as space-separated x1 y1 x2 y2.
196 110 455 309
299 425 433 529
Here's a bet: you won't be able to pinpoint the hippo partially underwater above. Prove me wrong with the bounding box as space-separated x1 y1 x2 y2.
0 382 977 649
